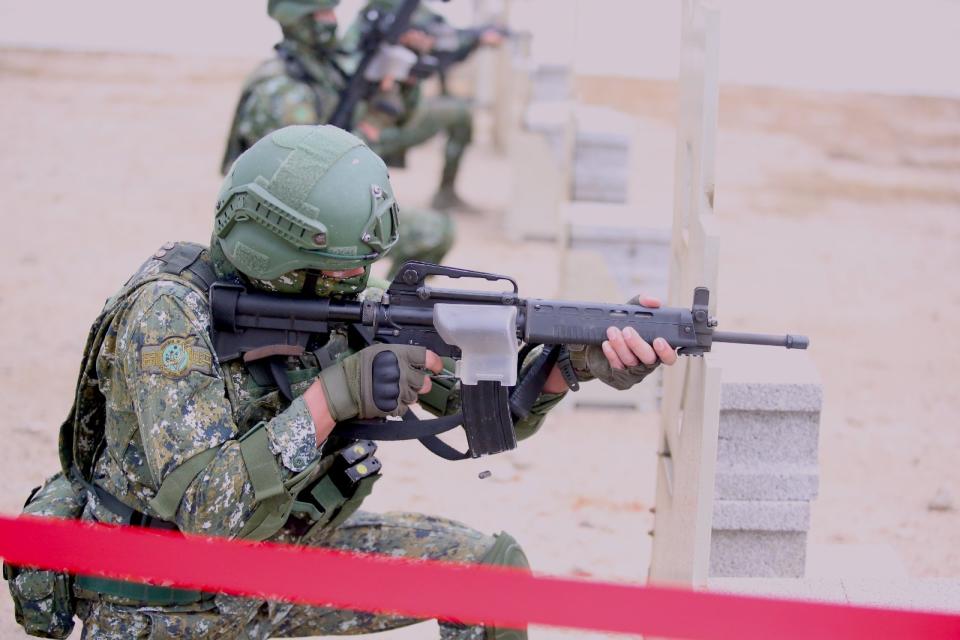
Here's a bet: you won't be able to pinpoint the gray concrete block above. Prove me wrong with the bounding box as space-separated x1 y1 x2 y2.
715 345 823 413
714 466 819 501
571 106 634 204
708 577 848 603
563 204 671 300
712 500 810 532
718 410 820 466
522 101 572 163
710 530 807 578
530 64 571 101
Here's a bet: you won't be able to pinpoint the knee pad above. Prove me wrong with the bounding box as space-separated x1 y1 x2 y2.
480 532 529 640
480 531 530 571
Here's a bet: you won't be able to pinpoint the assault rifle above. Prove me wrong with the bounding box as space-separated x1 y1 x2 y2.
209 262 809 460
409 23 514 92
329 0 429 129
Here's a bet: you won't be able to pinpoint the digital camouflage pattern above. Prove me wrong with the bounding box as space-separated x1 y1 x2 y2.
5 474 84 638
66 243 559 638
77 511 494 639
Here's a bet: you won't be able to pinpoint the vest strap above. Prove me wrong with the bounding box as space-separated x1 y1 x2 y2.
148 447 220 521
237 425 294 541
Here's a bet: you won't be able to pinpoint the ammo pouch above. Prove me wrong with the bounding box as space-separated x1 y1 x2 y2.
4 473 85 639
287 440 381 541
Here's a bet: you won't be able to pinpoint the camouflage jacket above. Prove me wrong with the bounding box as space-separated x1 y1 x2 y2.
75 244 564 540
221 40 343 174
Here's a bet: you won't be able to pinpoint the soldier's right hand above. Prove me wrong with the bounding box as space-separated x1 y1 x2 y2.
318 344 442 422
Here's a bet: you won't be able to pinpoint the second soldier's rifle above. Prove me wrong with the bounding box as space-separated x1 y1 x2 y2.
209 262 809 460
329 0 425 129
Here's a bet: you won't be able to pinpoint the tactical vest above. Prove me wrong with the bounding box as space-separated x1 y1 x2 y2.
221 45 340 174
6 243 380 636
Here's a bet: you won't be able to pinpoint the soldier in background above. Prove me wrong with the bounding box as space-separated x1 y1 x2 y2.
342 0 505 213
222 0 454 279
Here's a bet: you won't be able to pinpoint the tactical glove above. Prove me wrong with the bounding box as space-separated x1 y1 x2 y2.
318 344 428 422
566 295 661 391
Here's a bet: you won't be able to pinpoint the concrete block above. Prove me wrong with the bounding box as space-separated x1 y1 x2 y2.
571 106 634 204
522 101 573 164
714 466 819 501
712 500 810 532
529 64 571 102
573 106 635 146
561 202 670 302
717 410 820 467
710 530 807 578
715 346 823 413
708 577 848 604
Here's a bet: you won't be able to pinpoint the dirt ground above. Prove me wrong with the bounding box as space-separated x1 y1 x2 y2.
0 49 958 638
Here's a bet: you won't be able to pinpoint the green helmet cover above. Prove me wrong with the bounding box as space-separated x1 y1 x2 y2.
268 0 339 25
215 125 399 294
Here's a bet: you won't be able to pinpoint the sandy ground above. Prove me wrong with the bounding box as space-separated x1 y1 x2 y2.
0 49 958 638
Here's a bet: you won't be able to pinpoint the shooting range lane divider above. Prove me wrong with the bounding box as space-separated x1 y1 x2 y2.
1 515 958 639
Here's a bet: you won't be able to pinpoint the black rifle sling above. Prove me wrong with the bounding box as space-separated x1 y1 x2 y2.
508 344 562 420
335 412 464 442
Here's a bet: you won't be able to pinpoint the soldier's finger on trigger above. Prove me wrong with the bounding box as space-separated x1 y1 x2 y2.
601 340 625 370
419 376 433 395
424 350 443 374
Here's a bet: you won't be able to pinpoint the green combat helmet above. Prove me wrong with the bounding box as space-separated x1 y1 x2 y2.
269 0 341 50
215 125 399 296
268 0 339 24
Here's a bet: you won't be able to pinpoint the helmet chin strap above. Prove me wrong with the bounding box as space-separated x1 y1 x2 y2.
300 269 321 297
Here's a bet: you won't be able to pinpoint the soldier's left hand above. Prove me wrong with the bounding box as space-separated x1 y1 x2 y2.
546 294 678 393
601 295 677 370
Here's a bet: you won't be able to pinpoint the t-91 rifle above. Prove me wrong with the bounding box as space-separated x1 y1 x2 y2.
209 262 809 459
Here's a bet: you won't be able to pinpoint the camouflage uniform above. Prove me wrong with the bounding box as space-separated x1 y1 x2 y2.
69 242 563 638
222 41 454 278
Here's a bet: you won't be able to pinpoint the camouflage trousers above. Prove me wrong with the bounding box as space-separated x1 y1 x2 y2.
77 511 497 639
374 96 474 190
388 207 455 279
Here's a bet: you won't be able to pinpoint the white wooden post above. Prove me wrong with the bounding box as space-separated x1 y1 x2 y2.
648 0 722 587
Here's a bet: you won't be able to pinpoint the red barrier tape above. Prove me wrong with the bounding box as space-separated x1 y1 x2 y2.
1 515 958 639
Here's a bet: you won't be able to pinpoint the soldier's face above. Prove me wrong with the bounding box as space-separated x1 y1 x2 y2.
311 9 338 49
251 266 370 296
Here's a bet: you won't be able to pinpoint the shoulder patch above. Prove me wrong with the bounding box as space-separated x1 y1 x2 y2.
141 336 213 378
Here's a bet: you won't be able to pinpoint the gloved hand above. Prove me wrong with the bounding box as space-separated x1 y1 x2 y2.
566 294 677 391
318 344 430 421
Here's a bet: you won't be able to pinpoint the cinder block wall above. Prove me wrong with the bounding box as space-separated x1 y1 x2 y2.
709 345 823 577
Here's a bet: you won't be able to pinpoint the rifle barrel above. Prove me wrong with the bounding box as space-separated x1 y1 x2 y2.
712 331 809 349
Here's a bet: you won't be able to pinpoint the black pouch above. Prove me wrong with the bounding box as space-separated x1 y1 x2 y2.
288 441 381 543
4 473 86 638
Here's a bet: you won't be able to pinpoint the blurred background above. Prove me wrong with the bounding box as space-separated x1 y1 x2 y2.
0 0 958 637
